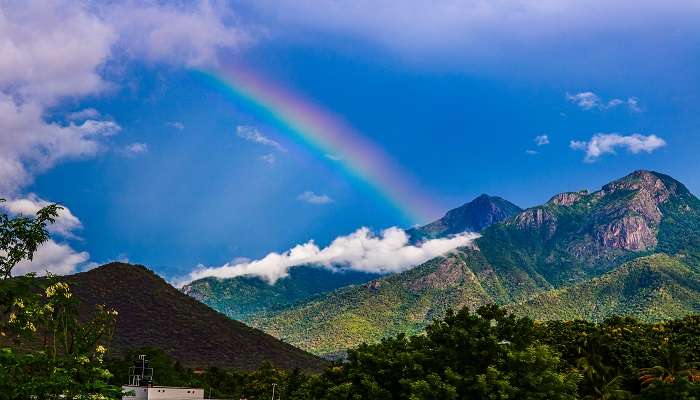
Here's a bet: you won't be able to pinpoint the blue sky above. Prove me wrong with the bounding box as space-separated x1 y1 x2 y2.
2 1 699 280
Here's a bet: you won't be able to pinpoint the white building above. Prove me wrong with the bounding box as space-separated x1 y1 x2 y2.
122 355 204 400
122 385 204 400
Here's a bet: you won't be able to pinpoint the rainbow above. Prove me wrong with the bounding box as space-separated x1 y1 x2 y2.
193 66 440 224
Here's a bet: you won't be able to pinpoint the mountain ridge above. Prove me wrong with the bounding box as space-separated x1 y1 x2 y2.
247 170 700 355
184 193 519 322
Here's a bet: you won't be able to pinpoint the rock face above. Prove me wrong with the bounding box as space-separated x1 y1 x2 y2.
590 170 678 252
495 170 683 263
408 194 521 242
548 190 589 206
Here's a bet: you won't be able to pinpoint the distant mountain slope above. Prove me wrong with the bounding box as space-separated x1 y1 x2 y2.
407 194 521 242
510 254 700 321
66 263 325 371
249 247 504 355
184 194 519 322
183 267 381 321
250 171 700 355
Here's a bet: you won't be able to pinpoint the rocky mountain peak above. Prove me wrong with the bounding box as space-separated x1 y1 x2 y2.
602 170 684 204
503 171 696 258
547 190 589 206
408 194 521 241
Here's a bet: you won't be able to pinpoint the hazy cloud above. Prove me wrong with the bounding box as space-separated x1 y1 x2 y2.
566 92 642 112
122 142 149 156
570 133 666 162
179 227 480 285
166 121 185 130
534 134 549 146
67 108 101 121
298 191 333 205
236 125 286 152
259 153 276 164
243 0 700 65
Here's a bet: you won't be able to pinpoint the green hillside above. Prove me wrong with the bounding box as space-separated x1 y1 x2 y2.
250 248 505 355
183 266 381 321
185 194 518 322
249 171 700 355
510 254 700 321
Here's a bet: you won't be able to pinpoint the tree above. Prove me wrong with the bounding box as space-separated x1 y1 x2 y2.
0 200 122 399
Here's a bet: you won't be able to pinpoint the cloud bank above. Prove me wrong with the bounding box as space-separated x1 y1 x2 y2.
179 227 479 286
0 1 252 195
570 133 666 162
244 0 700 65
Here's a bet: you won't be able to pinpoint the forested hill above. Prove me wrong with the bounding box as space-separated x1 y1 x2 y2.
66 263 326 371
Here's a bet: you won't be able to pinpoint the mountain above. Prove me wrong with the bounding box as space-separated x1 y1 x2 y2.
183 194 520 322
248 171 700 355
183 267 382 321
66 263 325 371
249 248 501 355
509 253 700 321
407 194 522 242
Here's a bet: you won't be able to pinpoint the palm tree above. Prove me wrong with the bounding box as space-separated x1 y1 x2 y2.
639 344 700 387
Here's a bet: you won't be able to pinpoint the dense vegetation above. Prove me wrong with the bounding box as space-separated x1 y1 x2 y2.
106 306 700 399
183 266 380 321
512 254 700 321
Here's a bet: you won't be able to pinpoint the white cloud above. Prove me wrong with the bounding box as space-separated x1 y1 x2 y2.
298 191 333 205
123 142 149 156
534 134 549 146
566 92 642 112
104 0 252 67
236 125 286 152
178 227 480 285
12 239 89 276
0 1 116 102
0 94 121 194
525 149 538 155
1 194 82 238
0 1 253 195
259 153 276 164
167 121 185 130
570 133 666 162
